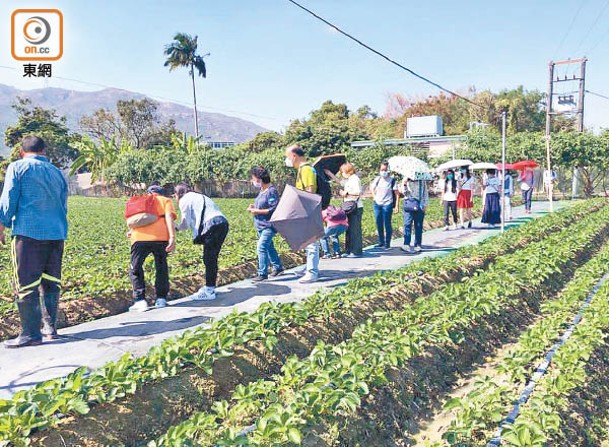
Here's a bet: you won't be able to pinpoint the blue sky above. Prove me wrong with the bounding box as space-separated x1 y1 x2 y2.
1 0 609 133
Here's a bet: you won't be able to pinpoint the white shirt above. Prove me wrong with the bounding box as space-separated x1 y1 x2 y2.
371 175 396 206
343 174 364 208
439 178 458 202
484 176 501 194
176 191 226 238
460 176 475 191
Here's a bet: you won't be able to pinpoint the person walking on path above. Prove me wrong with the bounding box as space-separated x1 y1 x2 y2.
320 205 348 258
285 145 320 283
247 166 284 282
519 167 535 214
127 185 176 312
457 167 475 229
502 170 514 220
325 162 363 258
399 176 429 253
370 161 398 249
440 169 458 231
0 136 68 348
175 183 229 300
481 169 502 227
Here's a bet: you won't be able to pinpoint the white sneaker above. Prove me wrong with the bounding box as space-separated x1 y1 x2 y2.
154 298 168 308
129 300 149 312
193 287 216 301
299 273 319 284
414 245 422 252
400 245 413 253
451 224 457 230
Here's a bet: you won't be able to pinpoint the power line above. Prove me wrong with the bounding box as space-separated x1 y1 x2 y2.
284 0 487 111
586 89 609 100
573 0 609 55
0 65 278 122
554 0 589 58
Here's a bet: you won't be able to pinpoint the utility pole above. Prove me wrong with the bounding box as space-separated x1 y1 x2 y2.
545 62 555 212
572 59 587 199
545 58 587 208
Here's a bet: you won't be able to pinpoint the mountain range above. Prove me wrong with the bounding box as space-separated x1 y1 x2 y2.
0 84 268 156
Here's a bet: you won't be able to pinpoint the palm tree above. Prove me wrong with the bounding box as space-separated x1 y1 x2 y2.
164 33 208 139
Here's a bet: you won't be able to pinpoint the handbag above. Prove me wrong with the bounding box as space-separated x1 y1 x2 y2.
192 194 208 245
403 197 421 212
341 200 358 215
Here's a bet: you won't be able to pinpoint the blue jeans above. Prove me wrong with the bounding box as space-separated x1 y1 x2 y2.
320 224 347 255
257 228 283 277
305 241 319 276
374 202 393 247
522 187 533 211
403 209 425 247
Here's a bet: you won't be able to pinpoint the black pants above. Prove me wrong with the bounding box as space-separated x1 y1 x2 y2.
12 236 64 300
129 241 169 302
443 200 457 226
202 221 229 287
345 206 363 256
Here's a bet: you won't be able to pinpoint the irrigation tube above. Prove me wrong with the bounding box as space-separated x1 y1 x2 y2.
486 272 609 446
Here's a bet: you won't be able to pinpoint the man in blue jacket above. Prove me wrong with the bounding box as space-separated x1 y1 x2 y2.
0 136 68 348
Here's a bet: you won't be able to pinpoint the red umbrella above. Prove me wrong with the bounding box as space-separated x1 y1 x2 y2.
511 160 539 170
496 162 514 170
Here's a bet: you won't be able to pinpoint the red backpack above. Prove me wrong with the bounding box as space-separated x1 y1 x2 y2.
125 195 159 228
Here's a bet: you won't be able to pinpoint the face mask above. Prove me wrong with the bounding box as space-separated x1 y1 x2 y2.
252 180 262 189
447 174 454 180
284 157 293 168
380 171 389 178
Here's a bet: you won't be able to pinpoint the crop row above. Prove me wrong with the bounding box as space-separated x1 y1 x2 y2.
439 239 609 446
0 200 600 447
146 201 609 446
0 201 598 446
499 273 609 447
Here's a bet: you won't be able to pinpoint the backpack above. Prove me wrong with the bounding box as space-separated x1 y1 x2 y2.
325 205 346 222
298 165 332 210
125 195 159 228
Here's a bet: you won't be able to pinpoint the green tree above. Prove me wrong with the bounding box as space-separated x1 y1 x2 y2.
80 98 179 150
69 136 132 182
4 97 80 168
164 33 208 139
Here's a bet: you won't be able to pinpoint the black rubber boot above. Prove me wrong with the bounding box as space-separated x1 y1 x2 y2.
4 296 43 349
41 292 60 340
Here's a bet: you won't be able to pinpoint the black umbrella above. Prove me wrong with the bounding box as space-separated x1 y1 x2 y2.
313 154 347 176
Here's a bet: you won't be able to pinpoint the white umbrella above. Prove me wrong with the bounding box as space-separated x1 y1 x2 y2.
470 162 499 170
435 159 473 172
388 156 431 180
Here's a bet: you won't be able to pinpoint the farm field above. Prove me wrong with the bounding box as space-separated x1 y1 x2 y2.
2 198 608 447
0 195 458 338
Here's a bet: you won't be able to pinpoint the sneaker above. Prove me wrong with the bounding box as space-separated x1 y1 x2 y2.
252 275 268 282
331 253 342 259
269 268 284 277
193 287 216 301
154 298 168 309
444 226 450 231
414 245 422 253
299 273 319 284
374 243 384 248
451 224 457 230
346 253 360 258
401 245 413 253
321 254 332 260
384 244 391 249
129 300 149 312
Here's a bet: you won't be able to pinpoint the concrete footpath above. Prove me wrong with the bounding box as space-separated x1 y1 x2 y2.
0 202 565 399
